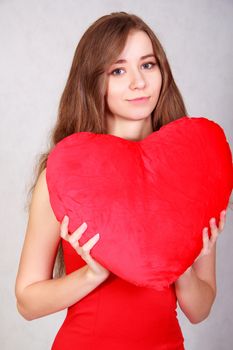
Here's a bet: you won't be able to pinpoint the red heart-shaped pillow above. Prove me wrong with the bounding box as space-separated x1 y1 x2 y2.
46 116 233 290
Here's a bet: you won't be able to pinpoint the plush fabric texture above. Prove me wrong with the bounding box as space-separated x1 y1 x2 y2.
46 116 233 290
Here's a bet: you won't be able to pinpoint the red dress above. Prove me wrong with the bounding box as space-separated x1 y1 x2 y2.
51 241 185 349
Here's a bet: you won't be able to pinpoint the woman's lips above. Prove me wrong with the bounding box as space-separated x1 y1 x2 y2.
127 96 150 103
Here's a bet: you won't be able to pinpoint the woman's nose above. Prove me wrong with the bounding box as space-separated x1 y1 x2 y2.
129 69 146 89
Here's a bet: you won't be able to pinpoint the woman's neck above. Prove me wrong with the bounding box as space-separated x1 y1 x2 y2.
105 113 153 141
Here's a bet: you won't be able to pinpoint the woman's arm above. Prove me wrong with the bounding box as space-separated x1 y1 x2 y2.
15 169 106 321
174 211 226 324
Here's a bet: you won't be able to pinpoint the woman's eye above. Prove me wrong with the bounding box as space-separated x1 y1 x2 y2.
142 62 156 69
110 62 156 76
111 68 125 76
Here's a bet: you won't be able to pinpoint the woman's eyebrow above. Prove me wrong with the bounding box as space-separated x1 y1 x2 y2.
113 54 155 64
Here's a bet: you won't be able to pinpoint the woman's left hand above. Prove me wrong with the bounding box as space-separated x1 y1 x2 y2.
194 209 226 262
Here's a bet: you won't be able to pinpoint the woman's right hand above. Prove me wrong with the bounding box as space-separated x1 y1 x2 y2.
60 215 110 282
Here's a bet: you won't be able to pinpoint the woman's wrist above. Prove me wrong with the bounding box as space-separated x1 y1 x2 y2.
85 265 110 285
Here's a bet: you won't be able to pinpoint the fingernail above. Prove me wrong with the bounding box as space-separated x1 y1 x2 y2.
82 222 87 228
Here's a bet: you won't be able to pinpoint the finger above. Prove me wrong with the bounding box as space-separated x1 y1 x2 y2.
210 218 219 236
209 231 218 246
209 218 219 244
202 227 209 247
202 228 211 255
221 209 226 216
209 217 218 235
195 229 207 262
81 233 100 254
60 215 70 241
219 210 226 232
76 234 100 266
195 227 211 261
69 222 87 245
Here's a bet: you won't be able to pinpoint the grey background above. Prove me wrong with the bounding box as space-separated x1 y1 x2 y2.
1 0 233 349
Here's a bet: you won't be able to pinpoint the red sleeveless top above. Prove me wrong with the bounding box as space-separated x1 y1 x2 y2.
51 240 185 350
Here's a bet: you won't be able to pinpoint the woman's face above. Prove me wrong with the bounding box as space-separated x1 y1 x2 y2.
105 30 162 122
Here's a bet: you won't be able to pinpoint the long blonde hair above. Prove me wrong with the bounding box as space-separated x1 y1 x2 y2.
25 11 189 278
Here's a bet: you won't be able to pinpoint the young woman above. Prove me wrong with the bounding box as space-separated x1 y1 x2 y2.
15 12 227 349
